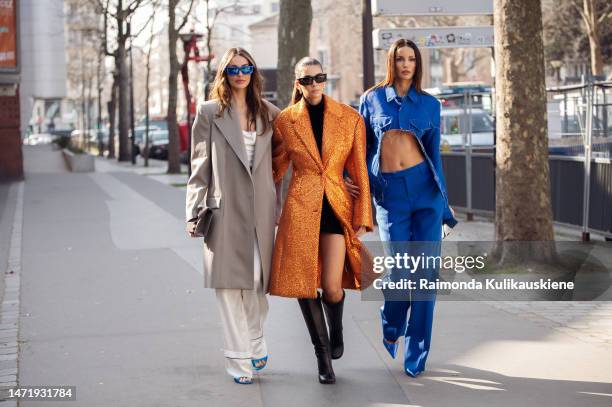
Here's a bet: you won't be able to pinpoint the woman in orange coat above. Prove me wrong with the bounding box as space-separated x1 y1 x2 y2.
270 57 373 384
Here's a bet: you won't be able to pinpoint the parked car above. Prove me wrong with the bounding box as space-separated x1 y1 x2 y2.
136 116 189 159
132 125 163 156
23 133 59 145
428 83 493 112
440 108 495 149
143 129 169 159
69 129 97 147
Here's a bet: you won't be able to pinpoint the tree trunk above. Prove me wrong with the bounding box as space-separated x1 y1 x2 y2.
493 0 556 264
97 51 104 157
117 29 131 161
86 73 93 151
166 0 181 174
277 0 312 108
108 76 118 159
144 14 154 168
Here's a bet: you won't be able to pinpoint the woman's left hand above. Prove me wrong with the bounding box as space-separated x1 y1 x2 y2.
344 176 360 199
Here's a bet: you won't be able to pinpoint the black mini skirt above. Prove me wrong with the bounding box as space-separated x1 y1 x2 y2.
320 193 344 235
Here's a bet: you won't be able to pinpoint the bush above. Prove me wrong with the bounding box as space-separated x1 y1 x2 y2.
67 144 85 154
52 135 87 154
52 135 71 149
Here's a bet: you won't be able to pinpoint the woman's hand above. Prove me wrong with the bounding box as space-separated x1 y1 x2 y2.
186 221 198 238
354 226 366 238
344 176 360 199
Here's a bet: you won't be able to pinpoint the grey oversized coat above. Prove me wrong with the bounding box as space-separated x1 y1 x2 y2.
186 99 280 290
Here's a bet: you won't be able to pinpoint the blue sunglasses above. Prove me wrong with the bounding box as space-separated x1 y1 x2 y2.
225 65 254 76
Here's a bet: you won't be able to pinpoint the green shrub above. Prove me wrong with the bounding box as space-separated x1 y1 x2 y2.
52 135 71 149
53 135 87 154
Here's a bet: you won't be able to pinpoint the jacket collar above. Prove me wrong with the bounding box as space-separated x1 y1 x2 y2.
288 94 343 170
385 84 418 104
290 94 343 123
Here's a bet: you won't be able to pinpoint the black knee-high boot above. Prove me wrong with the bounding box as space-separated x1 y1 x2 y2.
322 290 345 360
297 294 336 384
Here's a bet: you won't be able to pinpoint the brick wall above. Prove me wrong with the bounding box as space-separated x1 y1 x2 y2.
0 84 24 181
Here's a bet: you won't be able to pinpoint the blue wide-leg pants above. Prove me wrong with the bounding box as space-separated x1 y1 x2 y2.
373 160 444 377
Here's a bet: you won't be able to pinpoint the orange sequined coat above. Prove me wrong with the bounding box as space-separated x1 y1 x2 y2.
269 95 373 298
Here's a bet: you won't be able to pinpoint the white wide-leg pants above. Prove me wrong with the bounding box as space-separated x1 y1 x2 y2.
214 235 268 379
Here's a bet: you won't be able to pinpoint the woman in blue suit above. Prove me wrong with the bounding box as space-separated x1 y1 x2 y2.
356 38 458 377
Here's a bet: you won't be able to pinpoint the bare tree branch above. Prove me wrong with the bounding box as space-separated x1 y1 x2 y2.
127 0 147 14
130 0 159 40
571 0 592 31
211 2 237 29
597 3 612 23
177 0 197 31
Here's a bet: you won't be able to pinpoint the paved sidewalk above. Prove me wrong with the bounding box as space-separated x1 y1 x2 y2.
95 151 612 346
95 155 189 190
1 145 611 406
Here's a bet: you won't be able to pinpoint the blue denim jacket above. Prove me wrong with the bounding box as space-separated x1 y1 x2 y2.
359 85 458 228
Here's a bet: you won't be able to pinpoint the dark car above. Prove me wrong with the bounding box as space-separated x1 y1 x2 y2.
145 129 170 159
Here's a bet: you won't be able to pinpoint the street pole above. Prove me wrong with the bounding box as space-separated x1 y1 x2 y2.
361 0 375 91
97 51 103 157
145 50 151 168
129 22 136 165
582 83 593 242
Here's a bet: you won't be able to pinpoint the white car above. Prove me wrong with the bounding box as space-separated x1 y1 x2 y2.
440 108 494 149
23 133 57 145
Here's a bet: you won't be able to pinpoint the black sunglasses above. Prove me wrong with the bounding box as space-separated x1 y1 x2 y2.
297 73 327 86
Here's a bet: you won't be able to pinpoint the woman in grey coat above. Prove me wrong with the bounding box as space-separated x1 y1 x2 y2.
185 48 280 385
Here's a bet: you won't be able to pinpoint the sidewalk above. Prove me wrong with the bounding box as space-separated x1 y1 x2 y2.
1 145 611 406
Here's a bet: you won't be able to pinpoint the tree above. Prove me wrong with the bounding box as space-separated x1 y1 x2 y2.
143 10 158 167
277 0 312 108
198 0 236 98
493 0 555 264
166 0 196 174
108 72 118 158
542 0 611 78
65 0 102 150
92 0 150 161
572 0 610 76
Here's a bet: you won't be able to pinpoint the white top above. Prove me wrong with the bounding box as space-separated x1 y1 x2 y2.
242 130 256 168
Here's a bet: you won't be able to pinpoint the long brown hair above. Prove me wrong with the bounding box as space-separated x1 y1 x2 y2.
370 38 423 94
291 56 323 106
208 47 269 134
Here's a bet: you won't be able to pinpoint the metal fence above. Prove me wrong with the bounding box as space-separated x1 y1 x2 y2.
439 81 612 240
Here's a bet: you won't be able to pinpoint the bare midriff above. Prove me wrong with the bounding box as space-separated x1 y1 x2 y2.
379 129 425 172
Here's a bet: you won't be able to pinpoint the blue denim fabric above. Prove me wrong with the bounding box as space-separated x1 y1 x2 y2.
374 161 444 377
358 85 458 228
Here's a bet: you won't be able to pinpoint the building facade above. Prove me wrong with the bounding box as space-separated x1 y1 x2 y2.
1 0 67 180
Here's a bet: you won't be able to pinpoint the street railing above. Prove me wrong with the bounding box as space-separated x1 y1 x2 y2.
438 81 612 240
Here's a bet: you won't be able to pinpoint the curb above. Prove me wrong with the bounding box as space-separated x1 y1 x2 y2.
0 182 23 406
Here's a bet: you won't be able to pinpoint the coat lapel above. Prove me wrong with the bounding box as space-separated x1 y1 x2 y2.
213 107 250 173
252 114 272 172
291 99 323 171
321 95 343 169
